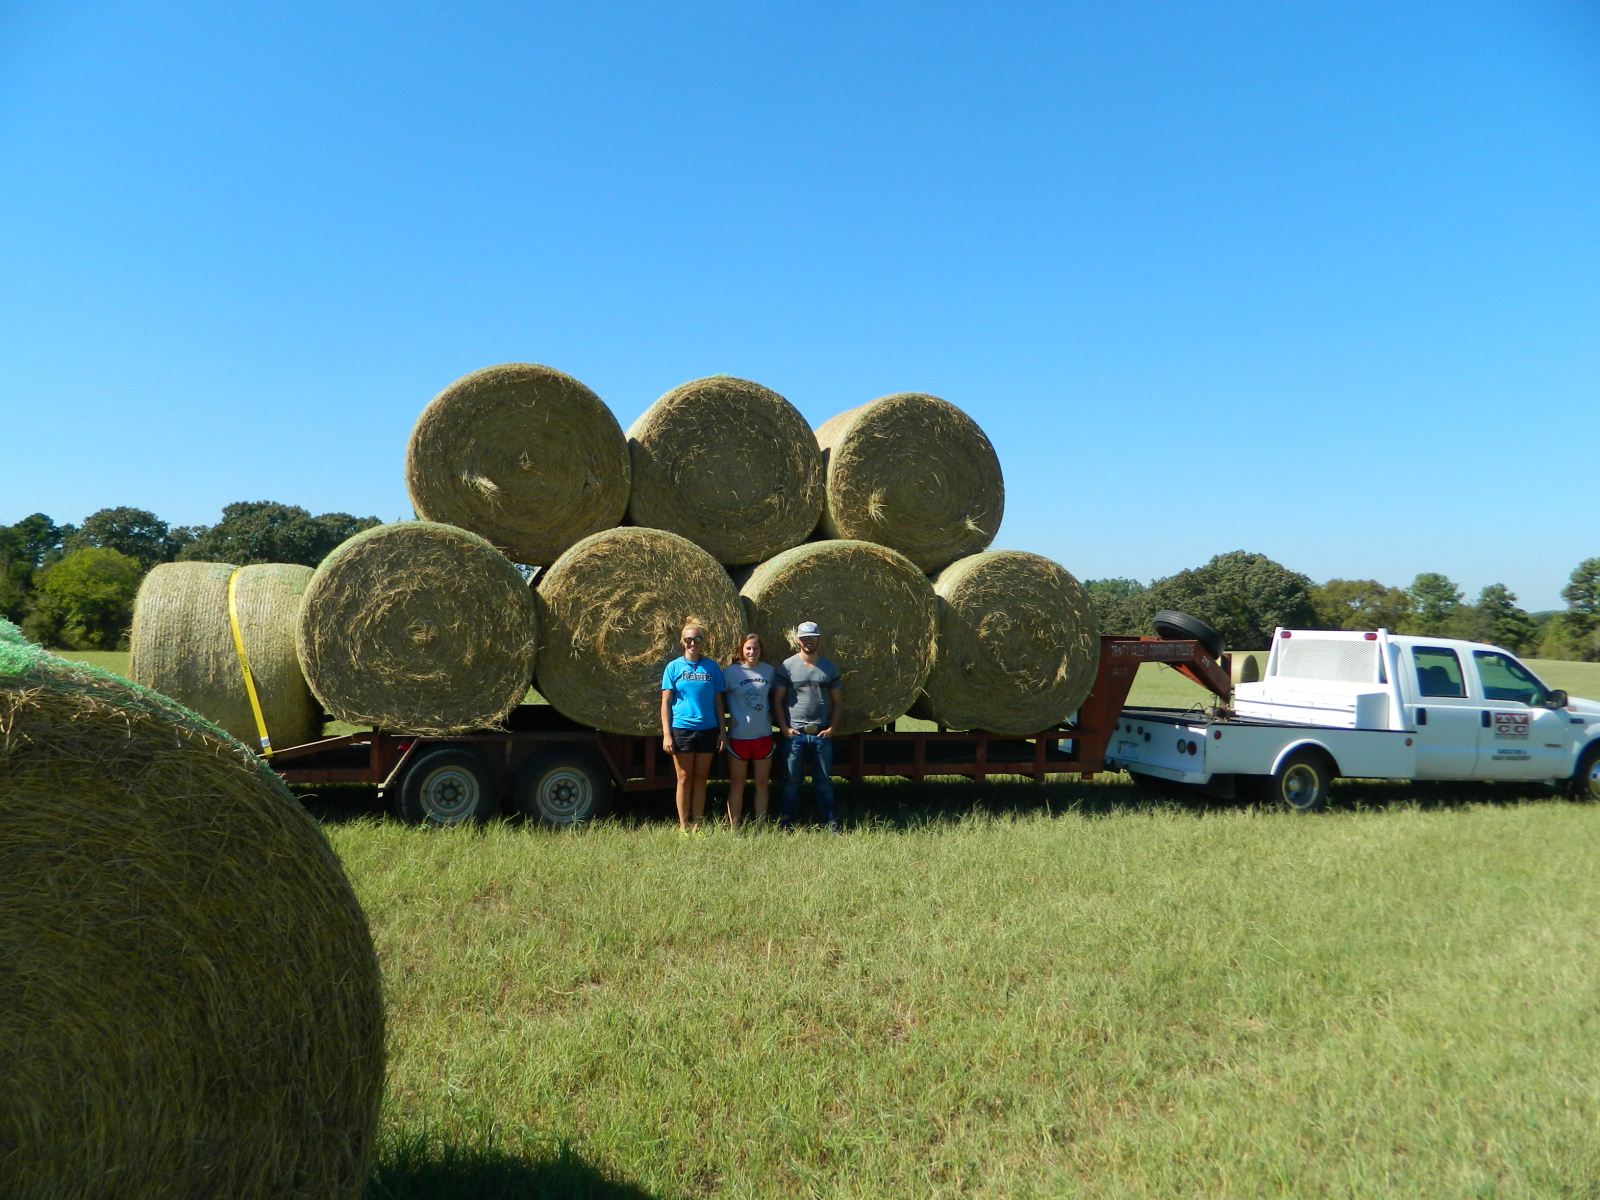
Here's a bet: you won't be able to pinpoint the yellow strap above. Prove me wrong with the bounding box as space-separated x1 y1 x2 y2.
226 568 273 757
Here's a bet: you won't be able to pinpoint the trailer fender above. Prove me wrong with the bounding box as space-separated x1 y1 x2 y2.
1268 740 1341 781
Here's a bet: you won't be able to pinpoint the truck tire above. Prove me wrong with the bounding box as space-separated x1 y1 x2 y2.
395 747 499 825
514 749 614 826
1152 609 1227 658
1573 744 1600 803
1268 750 1332 813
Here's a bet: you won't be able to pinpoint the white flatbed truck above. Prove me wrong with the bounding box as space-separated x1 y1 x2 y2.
1105 625 1600 811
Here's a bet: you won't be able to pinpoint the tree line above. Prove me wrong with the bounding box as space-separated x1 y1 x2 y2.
1088 550 1600 661
3 508 1597 662
0 503 379 650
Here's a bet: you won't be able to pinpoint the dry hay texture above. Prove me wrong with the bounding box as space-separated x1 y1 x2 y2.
815 392 1005 572
739 540 937 734
626 375 824 565
535 526 743 735
296 521 538 734
129 561 321 750
1232 651 1263 685
914 550 1100 734
0 620 383 1200
405 362 631 566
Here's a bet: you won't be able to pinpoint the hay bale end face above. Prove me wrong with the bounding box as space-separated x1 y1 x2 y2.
914 550 1099 734
535 526 743 736
738 539 937 734
129 561 321 750
627 375 824 565
815 392 1004 572
0 626 383 1200
405 362 631 566
296 521 538 734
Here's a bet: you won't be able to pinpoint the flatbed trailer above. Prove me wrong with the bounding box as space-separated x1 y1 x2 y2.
271 634 1232 825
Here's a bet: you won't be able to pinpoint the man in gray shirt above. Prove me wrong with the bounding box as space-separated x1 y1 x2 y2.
773 619 844 831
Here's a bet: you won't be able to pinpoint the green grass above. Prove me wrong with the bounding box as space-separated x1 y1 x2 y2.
332 796 1600 1198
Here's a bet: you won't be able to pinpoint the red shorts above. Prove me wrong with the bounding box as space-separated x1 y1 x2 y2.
728 735 774 762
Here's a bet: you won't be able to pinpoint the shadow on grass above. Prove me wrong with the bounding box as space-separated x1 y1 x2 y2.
368 1135 658 1200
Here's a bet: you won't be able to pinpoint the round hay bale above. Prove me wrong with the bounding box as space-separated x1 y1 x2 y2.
1232 651 1263 685
0 624 383 1200
296 521 538 734
815 392 1004 572
129 561 321 751
404 362 631 566
913 551 1099 734
534 527 743 735
738 539 936 734
626 375 824 565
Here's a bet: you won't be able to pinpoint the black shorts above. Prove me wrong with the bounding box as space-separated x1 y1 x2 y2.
670 727 719 754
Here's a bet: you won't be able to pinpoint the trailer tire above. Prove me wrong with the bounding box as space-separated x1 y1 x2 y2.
514 749 614 826
1269 750 1332 813
395 747 499 825
1572 744 1600 803
1152 609 1226 657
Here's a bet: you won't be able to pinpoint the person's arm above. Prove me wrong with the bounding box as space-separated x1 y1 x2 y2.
661 689 674 754
820 685 843 738
715 692 727 751
772 684 792 736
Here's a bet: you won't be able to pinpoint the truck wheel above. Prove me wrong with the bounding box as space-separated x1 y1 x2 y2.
1270 750 1332 813
514 749 614 826
1573 744 1600 802
1152 609 1227 657
395 747 499 825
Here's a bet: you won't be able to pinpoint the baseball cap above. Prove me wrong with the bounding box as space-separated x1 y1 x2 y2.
796 620 821 638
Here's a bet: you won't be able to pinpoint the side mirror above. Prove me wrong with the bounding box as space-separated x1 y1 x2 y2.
1545 689 1569 709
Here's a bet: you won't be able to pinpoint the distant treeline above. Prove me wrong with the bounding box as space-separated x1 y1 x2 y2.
3 506 1597 662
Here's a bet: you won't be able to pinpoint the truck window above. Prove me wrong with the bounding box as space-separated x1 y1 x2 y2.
1413 648 1465 698
1473 651 1543 704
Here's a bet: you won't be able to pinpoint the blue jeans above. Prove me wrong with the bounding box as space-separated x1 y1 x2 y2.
781 733 836 828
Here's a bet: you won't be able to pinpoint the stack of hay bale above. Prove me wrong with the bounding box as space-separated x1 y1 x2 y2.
132 360 1099 745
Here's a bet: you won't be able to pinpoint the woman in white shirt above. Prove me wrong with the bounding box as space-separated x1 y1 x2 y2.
722 633 777 827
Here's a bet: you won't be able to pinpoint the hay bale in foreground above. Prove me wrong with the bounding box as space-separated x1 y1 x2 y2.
815 392 1004 572
129 561 321 751
296 522 538 734
405 362 631 566
0 622 383 1200
913 551 1099 734
738 540 936 734
627 375 824 565
535 527 743 735
1232 652 1263 685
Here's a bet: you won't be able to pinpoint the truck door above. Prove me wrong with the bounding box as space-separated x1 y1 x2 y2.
1470 650 1572 781
1408 646 1480 778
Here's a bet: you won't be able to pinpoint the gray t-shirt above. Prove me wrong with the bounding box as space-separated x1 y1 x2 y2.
723 661 776 738
778 654 841 730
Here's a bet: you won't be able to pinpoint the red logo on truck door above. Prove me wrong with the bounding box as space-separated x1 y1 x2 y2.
1492 713 1529 739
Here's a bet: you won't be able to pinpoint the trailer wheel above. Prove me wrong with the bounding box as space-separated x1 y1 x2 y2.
514 749 614 826
1152 609 1227 657
1572 744 1600 802
1270 750 1332 813
395 747 499 826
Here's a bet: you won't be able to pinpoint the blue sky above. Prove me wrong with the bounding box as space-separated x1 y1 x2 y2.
3 1 1596 610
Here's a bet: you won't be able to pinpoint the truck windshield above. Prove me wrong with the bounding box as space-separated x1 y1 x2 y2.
1413 648 1466 698
1473 651 1544 704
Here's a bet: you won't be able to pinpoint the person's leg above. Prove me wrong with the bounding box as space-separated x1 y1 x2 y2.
780 735 804 827
752 754 772 822
814 736 837 830
671 752 693 831
726 752 748 828
689 751 713 828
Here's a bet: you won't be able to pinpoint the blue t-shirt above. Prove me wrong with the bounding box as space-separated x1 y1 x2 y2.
661 655 726 730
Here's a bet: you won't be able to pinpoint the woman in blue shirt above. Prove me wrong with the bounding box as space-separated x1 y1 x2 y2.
660 619 726 833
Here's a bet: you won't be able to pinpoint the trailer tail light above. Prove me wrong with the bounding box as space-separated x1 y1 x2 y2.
1364 632 1377 640
1213 730 1222 739
1280 631 1292 638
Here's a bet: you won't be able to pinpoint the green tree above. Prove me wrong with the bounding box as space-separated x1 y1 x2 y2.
179 501 381 567
1403 572 1463 635
3 513 69 569
1144 550 1317 649
1310 579 1412 631
1447 584 1537 652
1553 557 1600 661
1085 577 1152 637
66 506 175 570
23 547 143 649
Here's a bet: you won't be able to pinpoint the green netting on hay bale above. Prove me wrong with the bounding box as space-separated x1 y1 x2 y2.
129 561 322 751
815 392 1005 572
738 540 936 734
535 527 744 736
296 521 538 734
405 362 631 567
626 375 824 565
0 624 383 1200
912 551 1099 734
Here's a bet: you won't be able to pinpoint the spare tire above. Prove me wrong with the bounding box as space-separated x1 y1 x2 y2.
1152 609 1226 657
